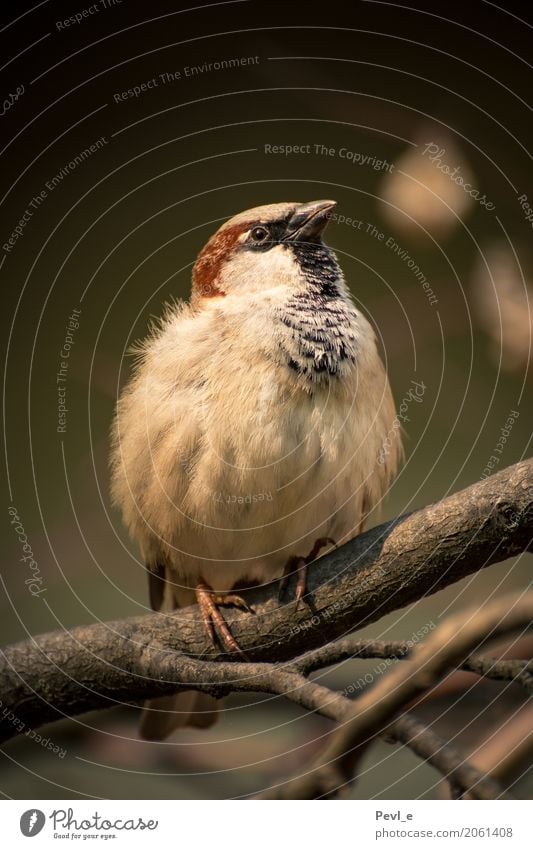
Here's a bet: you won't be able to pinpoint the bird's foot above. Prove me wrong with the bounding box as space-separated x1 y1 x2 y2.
279 537 337 609
278 555 307 609
195 580 252 656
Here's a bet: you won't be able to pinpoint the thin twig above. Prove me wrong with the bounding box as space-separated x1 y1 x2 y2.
257 594 533 799
390 714 512 800
294 637 533 693
1 458 532 742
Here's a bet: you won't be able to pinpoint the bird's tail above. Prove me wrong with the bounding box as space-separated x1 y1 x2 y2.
140 563 220 740
139 691 219 740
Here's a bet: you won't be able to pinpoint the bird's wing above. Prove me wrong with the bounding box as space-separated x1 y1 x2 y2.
148 562 168 611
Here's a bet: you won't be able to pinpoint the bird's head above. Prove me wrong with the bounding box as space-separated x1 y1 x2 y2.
191 200 339 304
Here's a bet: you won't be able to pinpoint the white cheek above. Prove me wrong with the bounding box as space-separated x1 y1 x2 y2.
221 244 304 293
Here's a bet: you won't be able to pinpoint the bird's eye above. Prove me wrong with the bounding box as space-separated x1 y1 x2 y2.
250 226 269 242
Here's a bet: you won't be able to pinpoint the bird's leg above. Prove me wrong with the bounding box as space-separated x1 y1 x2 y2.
195 579 252 656
279 537 337 609
278 555 307 609
306 536 337 562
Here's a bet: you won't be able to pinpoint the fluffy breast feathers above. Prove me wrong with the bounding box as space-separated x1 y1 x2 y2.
110 292 402 595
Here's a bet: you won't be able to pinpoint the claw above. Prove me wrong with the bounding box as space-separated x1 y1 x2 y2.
294 558 308 610
196 580 250 656
279 537 336 607
278 569 291 600
306 536 337 561
214 593 254 614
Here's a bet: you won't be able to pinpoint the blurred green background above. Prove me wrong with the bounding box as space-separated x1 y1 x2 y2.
1 0 531 799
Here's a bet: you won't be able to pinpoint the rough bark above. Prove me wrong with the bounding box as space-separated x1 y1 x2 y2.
0 459 531 744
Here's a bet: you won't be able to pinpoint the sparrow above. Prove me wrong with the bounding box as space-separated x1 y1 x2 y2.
110 200 402 739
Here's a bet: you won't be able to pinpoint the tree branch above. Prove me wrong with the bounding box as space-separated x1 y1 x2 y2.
1 459 532 744
389 714 512 801
294 638 533 693
257 594 533 798
236 665 513 800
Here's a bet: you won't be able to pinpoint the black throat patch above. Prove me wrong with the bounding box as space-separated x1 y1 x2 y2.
276 243 358 382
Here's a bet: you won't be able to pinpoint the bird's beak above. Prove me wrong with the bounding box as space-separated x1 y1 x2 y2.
284 199 337 242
